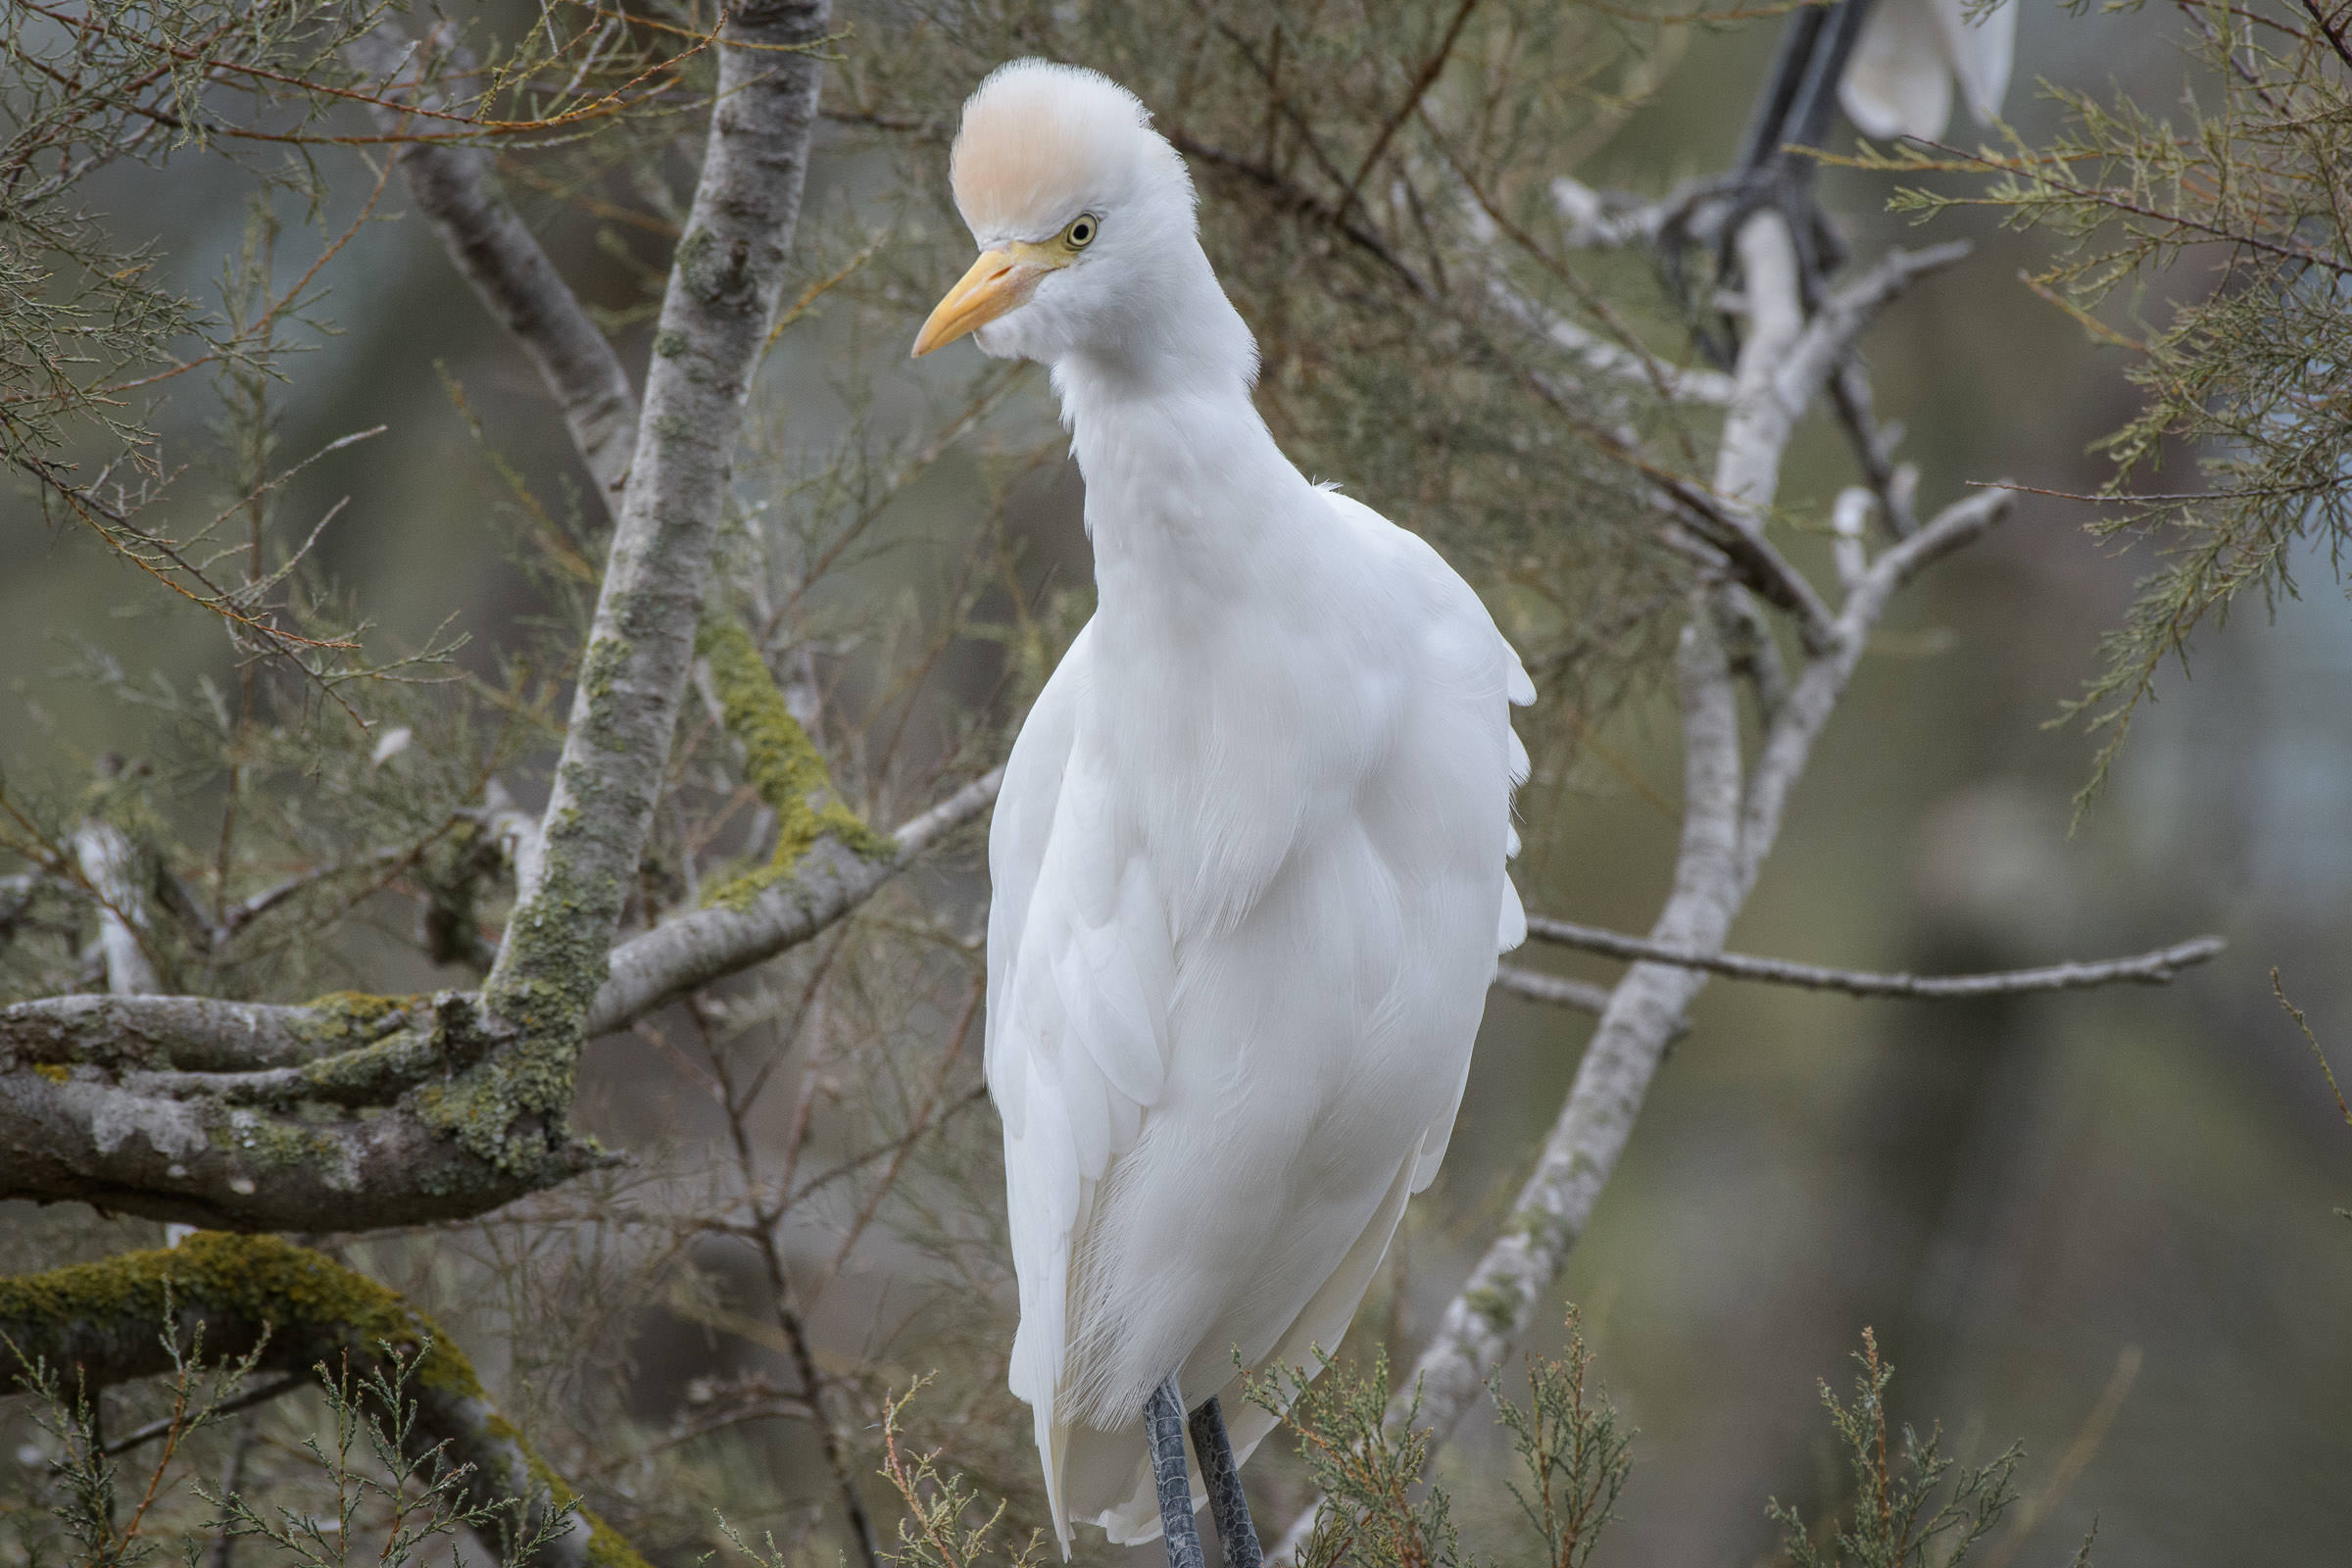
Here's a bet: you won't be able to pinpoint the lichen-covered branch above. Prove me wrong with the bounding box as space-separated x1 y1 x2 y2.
0 4 863 1229
0 768 990 1228
589 767 1002 1036
0 1234 651 1568
477 0 836 1082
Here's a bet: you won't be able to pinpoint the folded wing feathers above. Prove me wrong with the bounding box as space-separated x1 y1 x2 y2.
994 582 1537 1550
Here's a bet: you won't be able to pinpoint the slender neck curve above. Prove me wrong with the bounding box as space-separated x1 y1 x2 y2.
1048 237 1260 419
1047 257 1311 612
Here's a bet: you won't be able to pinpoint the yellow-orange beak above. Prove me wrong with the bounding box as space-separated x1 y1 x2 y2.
911 246 1057 357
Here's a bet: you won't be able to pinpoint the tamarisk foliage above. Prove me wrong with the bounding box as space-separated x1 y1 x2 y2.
1853 0 2352 793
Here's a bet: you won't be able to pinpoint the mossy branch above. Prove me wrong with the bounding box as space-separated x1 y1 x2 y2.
0 0 894 1233
0 769 996 1230
698 608 893 911
0 1234 651 1568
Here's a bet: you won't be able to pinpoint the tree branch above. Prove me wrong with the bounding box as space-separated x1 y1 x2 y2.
1524 917 2227 997
0 4 846 1230
1490 965 1614 1015
73 820 157 997
472 0 834 1158
0 767 986 1227
0 1234 652 1568
1270 214 1998 1562
343 23 641 500
1482 274 1736 405
587 767 1002 1037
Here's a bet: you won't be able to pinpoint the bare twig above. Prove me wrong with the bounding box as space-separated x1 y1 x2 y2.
345 23 641 502
1491 966 1614 1015
89 1374 306 1459
1524 917 2227 997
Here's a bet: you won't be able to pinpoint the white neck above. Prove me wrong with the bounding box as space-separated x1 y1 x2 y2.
1055 355 1308 626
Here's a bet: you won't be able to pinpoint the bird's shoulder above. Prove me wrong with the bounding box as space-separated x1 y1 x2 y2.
1316 486 1536 706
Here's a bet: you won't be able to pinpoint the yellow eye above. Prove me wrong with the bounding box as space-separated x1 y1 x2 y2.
1062 213 1100 250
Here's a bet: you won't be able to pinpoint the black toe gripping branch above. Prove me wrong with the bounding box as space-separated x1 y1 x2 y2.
1660 0 1880 364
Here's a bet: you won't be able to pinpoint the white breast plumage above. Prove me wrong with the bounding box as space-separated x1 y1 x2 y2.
919 57 1535 1560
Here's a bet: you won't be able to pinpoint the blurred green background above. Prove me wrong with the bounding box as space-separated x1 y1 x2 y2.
5 3 2348 1563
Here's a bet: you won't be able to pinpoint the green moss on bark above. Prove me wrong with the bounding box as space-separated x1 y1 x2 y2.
697 609 891 909
0 1235 654 1568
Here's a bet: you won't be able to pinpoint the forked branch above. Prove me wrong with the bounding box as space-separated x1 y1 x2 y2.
1269 210 2006 1562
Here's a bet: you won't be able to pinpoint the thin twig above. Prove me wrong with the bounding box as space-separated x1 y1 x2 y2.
92 1375 307 1460
1491 966 1614 1015
1524 917 2227 997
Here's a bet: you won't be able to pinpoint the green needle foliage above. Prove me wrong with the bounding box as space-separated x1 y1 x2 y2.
4 1318 575 1568
1856 0 2352 799
1486 1308 1629 1568
1247 1349 1462 1568
1766 1330 2026 1568
200 1345 579 1568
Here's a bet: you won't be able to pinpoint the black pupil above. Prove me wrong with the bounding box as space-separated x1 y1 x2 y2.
1072 220 1092 243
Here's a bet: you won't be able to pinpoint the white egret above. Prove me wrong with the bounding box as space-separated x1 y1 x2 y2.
911 61 1534 1568
1840 0 2015 142
1672 0 2015 360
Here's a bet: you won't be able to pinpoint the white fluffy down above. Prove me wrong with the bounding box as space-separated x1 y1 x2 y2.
949 60 1534 1555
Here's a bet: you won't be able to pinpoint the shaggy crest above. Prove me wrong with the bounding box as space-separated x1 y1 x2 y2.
950 60 1193 238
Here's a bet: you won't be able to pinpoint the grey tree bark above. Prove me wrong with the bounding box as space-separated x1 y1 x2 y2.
0 1 1021 1237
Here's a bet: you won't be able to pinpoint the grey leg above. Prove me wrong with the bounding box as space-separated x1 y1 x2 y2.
1187 1397 1262 1568
1146 1374 1206 1568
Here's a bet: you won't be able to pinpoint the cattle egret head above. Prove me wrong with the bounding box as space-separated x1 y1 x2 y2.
912 61 1255 383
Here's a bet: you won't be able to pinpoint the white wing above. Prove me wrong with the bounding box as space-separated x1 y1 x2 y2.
1935 0 2014 128
1841 0 2013 141
1841 0 1958 141
991 494 1535 1554
985 620 1177 1552
1325 492 1534 1197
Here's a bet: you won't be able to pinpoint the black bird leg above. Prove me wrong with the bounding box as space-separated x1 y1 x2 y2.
1147 1375 1207 1568
1741 0 1877 176
1188 1397 1263 1568
1660 0 1880 363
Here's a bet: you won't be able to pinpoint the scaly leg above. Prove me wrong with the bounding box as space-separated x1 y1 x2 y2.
1187 1397 1262 1568
1146 1375 1206 1568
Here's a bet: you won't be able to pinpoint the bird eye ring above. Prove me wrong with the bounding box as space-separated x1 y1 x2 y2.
1062 214 1100 250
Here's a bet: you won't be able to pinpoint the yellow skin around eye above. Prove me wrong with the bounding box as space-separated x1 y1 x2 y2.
912 214 1100 354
